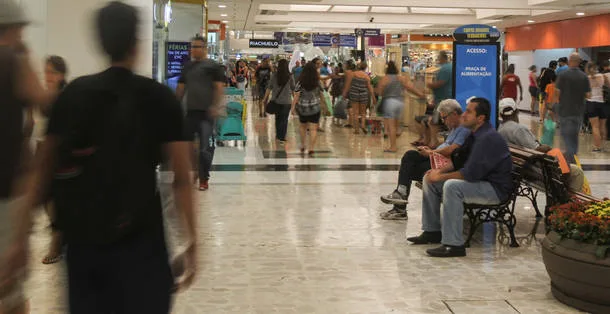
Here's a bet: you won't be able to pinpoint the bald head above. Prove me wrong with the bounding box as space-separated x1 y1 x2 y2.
568 52 581 68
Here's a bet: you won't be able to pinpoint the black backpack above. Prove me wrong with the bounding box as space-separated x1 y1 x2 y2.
52 75 159 245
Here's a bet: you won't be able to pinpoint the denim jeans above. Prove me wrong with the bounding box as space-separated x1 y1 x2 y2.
558 115 582 164
422 177 500 246
275 105 291 141
186 111 215 181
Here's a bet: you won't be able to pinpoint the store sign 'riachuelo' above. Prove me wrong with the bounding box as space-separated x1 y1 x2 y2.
453 24 500 43
249 39 280 48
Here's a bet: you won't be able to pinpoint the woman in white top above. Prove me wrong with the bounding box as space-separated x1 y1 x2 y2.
585 62 610 152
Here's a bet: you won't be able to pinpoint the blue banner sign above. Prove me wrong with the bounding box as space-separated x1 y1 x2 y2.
339 34 357 47
453 24 500 43
453 43 500 127
313 34 333 47
166 41 190 78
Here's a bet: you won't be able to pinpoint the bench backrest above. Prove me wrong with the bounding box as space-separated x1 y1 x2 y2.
508 145 569 207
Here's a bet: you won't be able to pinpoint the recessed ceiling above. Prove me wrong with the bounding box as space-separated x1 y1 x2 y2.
172 0 610 34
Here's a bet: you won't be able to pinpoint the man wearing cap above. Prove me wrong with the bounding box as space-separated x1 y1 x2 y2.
0 1 57 313
497 98 544 150
554 53 591 163
497 98 585 192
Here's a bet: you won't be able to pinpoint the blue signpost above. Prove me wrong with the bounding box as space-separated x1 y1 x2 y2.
452 24 501 128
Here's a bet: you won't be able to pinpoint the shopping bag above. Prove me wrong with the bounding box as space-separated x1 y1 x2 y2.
540 117 556 146
333 96 348 120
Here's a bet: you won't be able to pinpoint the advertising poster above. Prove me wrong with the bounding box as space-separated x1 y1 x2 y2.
453 43 500 127
166 41 190 79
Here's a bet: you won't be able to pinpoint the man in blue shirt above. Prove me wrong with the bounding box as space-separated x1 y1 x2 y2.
407 97 513 257
555 57 568 76
293 60 303 80
379 99 470 220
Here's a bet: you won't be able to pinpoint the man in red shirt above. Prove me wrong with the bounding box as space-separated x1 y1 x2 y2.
500 64 523 102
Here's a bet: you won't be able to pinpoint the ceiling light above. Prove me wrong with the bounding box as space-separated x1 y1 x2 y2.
492 26 497 28
411 7 472 15
331 5 369 13
218 5 226 8
528 20 535 23
222 20 229 23
371 6 408 13
576 12 585 16
221 14 227 17
259 4 331 12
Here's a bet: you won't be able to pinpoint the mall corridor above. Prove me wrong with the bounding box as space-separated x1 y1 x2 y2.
21 94 608 313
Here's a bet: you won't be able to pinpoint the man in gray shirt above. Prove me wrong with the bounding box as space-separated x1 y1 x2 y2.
554 53 591 163
498 98 584 192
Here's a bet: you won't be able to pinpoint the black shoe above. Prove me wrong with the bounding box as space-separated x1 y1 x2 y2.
406 231 442 245
426 245 466 258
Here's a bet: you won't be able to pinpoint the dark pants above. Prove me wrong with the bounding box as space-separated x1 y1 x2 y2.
398 150 432 196
66 230 173 314
275 105 291 141
186 110 215 180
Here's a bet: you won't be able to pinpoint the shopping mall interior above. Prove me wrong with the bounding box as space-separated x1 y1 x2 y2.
7 0 610 313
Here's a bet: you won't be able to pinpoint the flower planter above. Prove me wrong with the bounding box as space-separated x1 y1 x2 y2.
542 231 610 313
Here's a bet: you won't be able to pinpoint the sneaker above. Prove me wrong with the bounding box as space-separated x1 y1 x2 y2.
380 208 408 220
592 147 603 153
199 180 209 191
380 190 408 205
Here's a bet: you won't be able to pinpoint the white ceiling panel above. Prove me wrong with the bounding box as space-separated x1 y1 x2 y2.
172 0 610 34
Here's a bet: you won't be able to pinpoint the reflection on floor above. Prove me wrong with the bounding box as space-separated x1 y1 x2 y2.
25 95 609 313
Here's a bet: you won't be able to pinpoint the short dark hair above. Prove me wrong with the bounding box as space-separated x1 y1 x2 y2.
386 61 399 75
506 64 515 74
96 1 138 62
439 50 449 61
558 57 568 63
46 55 68 89
191 36 207 47
549 60 558 68
470 97 491 122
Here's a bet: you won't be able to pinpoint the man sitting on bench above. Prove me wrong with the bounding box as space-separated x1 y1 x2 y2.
497 98 585 192
379 99 470 220
407 97 513 257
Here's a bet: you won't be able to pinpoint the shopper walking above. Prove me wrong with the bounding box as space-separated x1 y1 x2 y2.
0 1 57 312
255 58 272 117
528 65 539 115
41 55 68 266
292 62 325 156
232 60 248 91
554 53 592 163
500 64 523 102
585 62 610 152
343 62 376 134
376 61 425 152
7 2 198 313
176 35 225 191
263 59 295 144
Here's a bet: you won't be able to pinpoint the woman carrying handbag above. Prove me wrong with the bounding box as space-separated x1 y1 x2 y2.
263 59 295 144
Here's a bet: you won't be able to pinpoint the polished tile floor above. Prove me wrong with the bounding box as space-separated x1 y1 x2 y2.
24 96 610 313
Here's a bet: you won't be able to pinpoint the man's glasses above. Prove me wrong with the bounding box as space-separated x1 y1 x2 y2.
440 111 455 121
